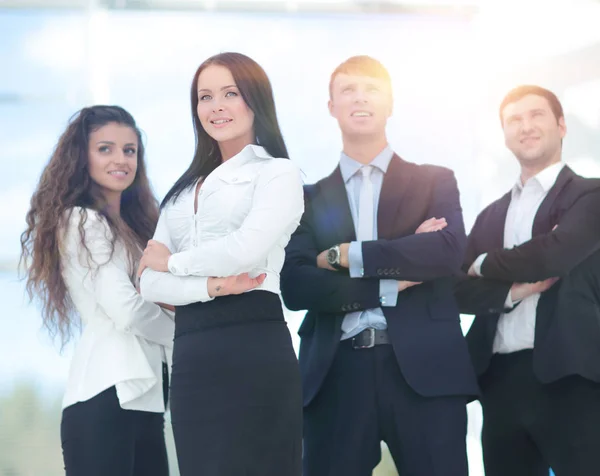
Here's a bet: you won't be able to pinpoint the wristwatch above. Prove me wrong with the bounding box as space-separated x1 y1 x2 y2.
326 244 344 270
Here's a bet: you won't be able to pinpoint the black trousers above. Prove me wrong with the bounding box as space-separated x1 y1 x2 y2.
303 341 468 476
480 350 600 476
61 386 169 476
170 291 302 476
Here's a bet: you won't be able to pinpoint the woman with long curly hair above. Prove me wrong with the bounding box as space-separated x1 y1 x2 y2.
20 105 174 476
138 52 304 476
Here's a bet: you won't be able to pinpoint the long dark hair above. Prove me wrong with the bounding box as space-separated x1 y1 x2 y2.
161 52 289 207
19 105 159 345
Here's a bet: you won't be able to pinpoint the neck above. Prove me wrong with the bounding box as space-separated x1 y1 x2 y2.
219 135 254 162
519 151 562 185
341 133 388 165
103 192 122 219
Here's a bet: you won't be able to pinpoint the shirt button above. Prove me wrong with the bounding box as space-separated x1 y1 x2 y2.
231 177 238 182
184 268 189 274
170 266 177 274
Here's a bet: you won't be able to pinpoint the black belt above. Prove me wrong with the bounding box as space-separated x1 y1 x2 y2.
349 328 390 349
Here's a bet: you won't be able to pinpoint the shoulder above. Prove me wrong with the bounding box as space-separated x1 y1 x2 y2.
402 159 455 181
256 158 303 188
64 207 109 233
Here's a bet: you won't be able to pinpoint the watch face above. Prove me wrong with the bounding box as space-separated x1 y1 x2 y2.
326 248 338 265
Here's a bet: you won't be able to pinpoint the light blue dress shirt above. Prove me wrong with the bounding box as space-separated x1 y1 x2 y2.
339 146 398 340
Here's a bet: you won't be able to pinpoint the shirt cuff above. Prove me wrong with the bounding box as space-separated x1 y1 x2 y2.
348 241 364 278
472 253 488 277
168 253 189 276
379 280 398 307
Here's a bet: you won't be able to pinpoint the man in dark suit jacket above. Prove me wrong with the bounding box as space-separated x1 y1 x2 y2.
280 55 478 476
455 85 600 476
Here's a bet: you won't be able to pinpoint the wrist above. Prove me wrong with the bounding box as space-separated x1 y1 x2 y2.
339 243 350 268
208 277 226 297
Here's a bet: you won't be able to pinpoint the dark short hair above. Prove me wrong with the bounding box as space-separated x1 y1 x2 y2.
499 85 564 125
329 55 392 98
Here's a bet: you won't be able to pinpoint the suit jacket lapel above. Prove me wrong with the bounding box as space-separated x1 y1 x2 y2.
489 192 512 251
319 166 356 244
532 166 575 236
378 155 412 240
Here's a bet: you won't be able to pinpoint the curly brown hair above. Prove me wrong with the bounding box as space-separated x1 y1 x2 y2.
19 105 159 346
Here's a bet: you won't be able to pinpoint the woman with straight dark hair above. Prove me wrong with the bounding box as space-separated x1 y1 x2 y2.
20 105 173 476
138 52 303 475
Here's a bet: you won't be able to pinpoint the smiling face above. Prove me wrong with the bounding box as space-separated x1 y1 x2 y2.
501 93 566 169
87 122 138 205
328 72 392 140
196 64 255 154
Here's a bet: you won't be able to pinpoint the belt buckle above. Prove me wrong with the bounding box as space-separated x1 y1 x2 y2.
352 328 375 349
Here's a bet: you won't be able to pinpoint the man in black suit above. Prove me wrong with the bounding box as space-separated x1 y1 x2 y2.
455 85 600 476
280 55 478 476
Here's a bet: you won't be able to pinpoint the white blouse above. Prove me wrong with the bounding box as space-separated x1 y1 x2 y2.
61 207 174 413
140 144 304 305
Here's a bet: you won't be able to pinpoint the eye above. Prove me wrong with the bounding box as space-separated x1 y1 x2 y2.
98 145 110 153
367 86 379 93
342 87 353 93
225 91 238 97
199 94 212 101
124 147 137 156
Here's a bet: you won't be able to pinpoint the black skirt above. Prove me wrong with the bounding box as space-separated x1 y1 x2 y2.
170 291 302 476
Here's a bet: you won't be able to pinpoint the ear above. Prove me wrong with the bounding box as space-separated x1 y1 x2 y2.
328 99 335 118
558 116 567 139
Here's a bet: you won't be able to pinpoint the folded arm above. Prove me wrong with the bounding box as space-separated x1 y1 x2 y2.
168 163 304 277
361 168 467 281
280 196 384 314
480 188 600 282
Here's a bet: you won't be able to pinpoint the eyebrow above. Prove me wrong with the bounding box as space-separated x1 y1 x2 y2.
96 141 137 147
197 84 238 94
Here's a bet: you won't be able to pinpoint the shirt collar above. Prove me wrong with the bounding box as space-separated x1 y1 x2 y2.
513 161 565 195
339 145 394 183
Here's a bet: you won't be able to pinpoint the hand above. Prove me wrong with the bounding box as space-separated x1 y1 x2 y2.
137 240 172 277
398 281 422 292
415 217 447 234
208 273 267 297
510 277 559 302
157 302 176 312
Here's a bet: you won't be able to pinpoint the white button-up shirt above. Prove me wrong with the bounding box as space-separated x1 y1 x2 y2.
140 144 304 305
61 207 175 412
474 162 565 354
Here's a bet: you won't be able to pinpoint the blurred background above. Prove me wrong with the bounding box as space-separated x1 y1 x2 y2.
1 0 599 474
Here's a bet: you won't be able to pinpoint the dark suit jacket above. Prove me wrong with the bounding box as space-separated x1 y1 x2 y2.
280 154 479 407
455 166 600 384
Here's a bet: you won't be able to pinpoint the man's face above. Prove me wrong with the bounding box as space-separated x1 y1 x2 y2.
501 94 566 167
328 73 392 139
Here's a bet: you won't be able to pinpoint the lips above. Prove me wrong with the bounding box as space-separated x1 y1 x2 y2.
210 117 233 126
108 170 128 176
351 111 372 117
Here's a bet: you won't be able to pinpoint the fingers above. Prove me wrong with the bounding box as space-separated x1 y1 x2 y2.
415 217 447 234
136 259 147 278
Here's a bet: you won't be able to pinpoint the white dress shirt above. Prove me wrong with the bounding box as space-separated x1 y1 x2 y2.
473 162 565 354
140 144 304 305
61 207 175 412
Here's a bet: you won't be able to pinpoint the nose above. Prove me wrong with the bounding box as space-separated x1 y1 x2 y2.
114 150 127 165
521 117 535 133
212 97 225 113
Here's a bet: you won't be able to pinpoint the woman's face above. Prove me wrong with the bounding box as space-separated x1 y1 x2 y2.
87 122 138 202
196 64 255 149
